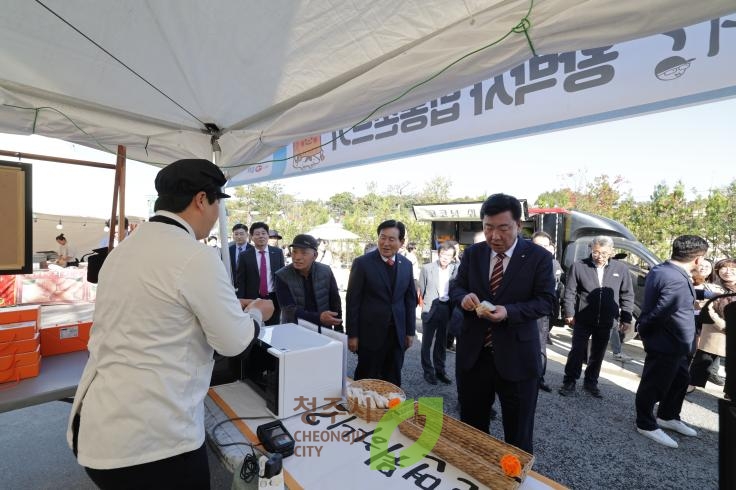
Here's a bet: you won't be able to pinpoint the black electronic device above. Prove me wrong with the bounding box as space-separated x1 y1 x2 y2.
257 420 295 457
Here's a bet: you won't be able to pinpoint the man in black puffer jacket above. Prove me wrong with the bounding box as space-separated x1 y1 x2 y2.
559 235 634 399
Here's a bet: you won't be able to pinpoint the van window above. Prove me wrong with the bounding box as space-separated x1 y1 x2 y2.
612 246 653 271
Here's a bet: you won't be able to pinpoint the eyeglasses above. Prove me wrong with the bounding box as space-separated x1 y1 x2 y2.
720 266 736 272
591 251 612 257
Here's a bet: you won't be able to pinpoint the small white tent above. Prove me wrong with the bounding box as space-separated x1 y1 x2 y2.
306 220 360 241
1 0 734 180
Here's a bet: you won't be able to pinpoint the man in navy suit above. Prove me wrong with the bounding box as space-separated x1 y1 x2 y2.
228 223 251 286
236 222 285 325
450 194 555 454
635 235 708 448
346 219 416 387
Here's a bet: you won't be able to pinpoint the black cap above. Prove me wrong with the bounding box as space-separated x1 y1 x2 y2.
290 234 318 251
155 159 230 199
269 230 283 240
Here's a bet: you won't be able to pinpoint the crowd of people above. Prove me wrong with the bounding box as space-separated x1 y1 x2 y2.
66 158 730 489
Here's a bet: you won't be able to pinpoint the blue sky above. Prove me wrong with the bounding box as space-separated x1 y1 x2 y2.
1 97 733 217
274 97 735 203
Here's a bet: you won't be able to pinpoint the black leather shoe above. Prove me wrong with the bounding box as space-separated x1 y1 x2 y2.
583 384 603 398
539 380 552 392
436 372 452 385
424 372 438 385
558 382 575 396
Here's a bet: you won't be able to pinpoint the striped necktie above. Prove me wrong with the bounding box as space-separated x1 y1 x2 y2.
484 252 505 347
490 253 505 294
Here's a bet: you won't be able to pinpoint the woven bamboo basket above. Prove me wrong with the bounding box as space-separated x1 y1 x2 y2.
346 379 405 423
398 402 534 489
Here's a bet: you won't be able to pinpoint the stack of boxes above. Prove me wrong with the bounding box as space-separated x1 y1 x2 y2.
38 304 93 357
0 305 41 383
0 303 94 385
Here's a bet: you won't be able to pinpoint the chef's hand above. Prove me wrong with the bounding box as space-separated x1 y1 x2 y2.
245 298 274 321
348 337 359 353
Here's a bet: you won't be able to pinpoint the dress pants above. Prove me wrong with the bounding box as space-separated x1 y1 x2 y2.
457 346 539 453
562 323 610 387
263 291 280 326
689 350 721 387
537 316 550 378
354 323 404 387
85 443 210 490
635 351 689 430
421 301 450 376
609 326 623 355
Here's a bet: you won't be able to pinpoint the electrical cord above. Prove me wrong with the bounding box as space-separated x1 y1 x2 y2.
211 416 269 483
211 416 269 448
240 444 260 483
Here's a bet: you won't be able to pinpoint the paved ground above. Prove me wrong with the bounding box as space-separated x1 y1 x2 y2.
1 322 725 489
392 322 725 490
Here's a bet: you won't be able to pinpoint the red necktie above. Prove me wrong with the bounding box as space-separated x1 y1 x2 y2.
386 257 395 267
259 250 268 297
484 252 505 347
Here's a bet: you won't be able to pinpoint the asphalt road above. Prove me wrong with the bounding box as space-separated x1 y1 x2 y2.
389 322 724 490
0 322 725 489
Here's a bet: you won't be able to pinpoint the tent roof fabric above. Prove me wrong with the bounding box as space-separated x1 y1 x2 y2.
1 1 734 181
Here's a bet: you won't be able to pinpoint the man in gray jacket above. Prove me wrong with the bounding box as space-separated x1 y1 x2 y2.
418 242 457 384
559 235 634 398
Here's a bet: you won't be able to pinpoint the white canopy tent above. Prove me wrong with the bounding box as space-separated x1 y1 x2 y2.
306 220 360 241
1 1 734 276
1 0 734 181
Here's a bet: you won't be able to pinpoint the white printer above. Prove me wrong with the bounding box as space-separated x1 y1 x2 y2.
240 323 343 419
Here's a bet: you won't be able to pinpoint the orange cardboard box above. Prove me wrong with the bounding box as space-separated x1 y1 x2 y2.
40 322 92 357
0 355 41 384
0 332 40 356
0 345 40 371
0 320 37 343
0 305 40 325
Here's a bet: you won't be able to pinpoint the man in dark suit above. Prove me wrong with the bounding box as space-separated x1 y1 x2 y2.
450 194 555 454
531 231 563 392
559 235 634 399
346 219 416 387
418 241 457 385
236 222 285 325
635 235 708 448
228 223 251 287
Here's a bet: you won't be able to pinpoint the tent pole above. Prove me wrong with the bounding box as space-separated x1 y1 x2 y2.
0 149 116 169
106 145 127 250
107 163 120 251
213 149 232 283
117 146 127 244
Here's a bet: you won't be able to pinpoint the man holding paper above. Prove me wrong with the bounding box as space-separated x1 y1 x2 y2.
450 193 555 454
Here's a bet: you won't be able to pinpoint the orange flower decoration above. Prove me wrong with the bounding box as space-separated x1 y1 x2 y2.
500 454 522 478
388 398 401 409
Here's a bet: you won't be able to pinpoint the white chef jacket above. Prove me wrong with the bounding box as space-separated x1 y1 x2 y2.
67 211 261 469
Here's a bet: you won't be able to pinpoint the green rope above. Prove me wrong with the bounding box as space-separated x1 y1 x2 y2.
32 108 39 134
512 16 537 57
2 0 538 171
223 0 538 170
